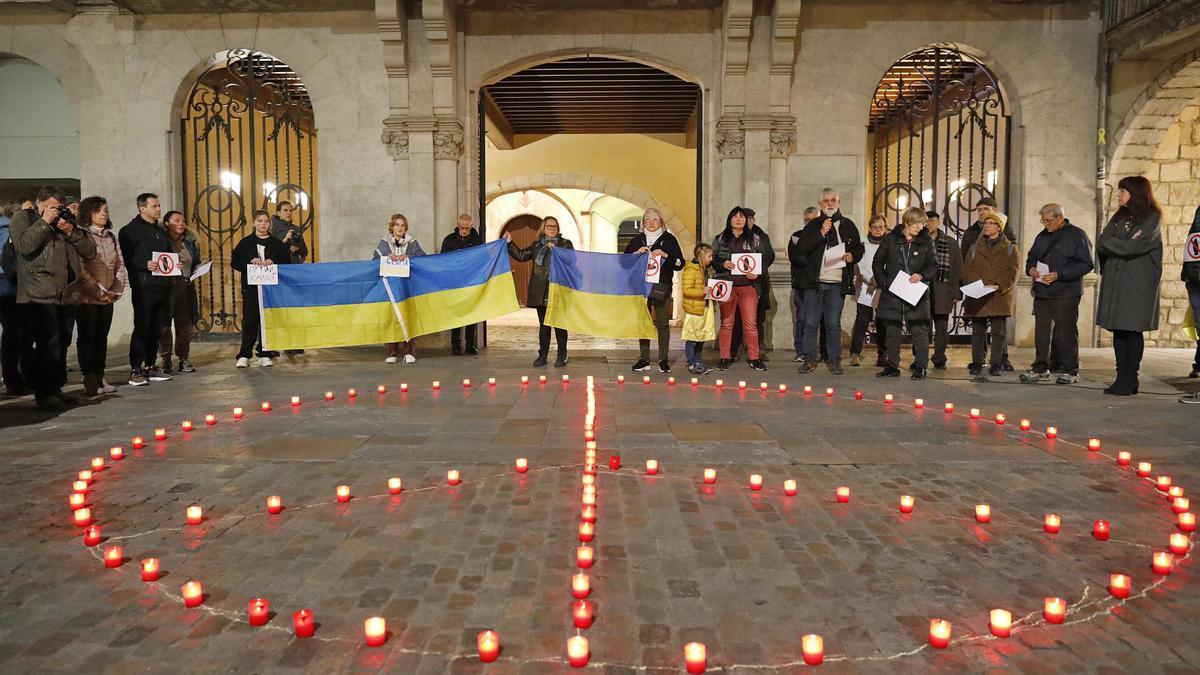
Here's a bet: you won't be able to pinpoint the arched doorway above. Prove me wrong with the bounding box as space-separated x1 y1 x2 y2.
0 55 79 202
501 214 541 306
180 49 318 333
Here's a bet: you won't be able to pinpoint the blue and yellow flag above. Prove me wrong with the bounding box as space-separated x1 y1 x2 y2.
545 248 656 340
261 241 518 350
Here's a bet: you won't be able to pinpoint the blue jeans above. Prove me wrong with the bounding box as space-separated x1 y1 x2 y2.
792 289 804 357
684 340 705 367
802 283 845 362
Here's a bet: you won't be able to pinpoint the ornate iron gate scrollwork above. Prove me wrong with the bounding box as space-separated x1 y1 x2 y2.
181 49 317 333
868 45 1011 335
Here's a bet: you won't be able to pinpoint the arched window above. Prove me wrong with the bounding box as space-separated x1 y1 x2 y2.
180 49 317 333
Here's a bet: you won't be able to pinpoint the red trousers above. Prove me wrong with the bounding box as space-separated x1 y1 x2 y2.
719 284 759 360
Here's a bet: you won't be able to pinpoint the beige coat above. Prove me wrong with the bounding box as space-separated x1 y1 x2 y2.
66 226 126 305
961 235 1021 318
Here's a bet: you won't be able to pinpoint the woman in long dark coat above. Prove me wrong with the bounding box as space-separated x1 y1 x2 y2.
505 216 574 367
1096 175 1163 396
872 206 936 379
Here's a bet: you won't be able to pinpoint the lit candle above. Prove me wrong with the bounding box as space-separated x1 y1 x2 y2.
566 635 589 668
835 486 851 503
156 428 169 440
583 485 596 497
1020 419 1031 431
703 468 716 484
267 495 283 514
515 458 528 474
749 474 763 491
325 391 334 400
182 420 193 432
477 630 500 662
571 572 591 599
609 455 621 470
292 609 314 637
233 407 244 419
1046 426 1057 439
995 413 1006 425
1117 451 1131 466
944 402 954 413
856 390 864 400
186 505 202 525
929 619 952 648
803 385 812 395
989 609 1012 637
802 634 824 665
74 507 92 527
975 504 991 523
348 388 357 398
73 480 88 493
581 505 596 523
759 382 767 392
778 384 787 393
1152 551 1173 576
825 387 834 398
784 479 798 497
643 375 651 385
462 378 471 388
69 493 86 510
579 522 594 542
684 642 707 674
1173 497 1190 514
291 396 301 406
1169 533 1188 555
1043 597 1066 624
914 398 924 409
739 380 747 390
969 408 980 420
205 414 217 426
182 581 203 608
573 599 594 628
899 495 915 513
132 436 145 449
646 460 659 475
378 384 388 394
1093 519 1110 541
1168 486 1184 499
104 545 123 568
1137 462 1152 477
1156 475 1172 492
78 470 93 484
261 401 271 412
486 377 495 388
83 525 101 546
1086 437 1100 451
447 470 461 486
110 445 124 460
1044 514 1061 533
1181 512 1197 532
248 598 269 626
577 545 594 568
336 485 351 502
1108 573 1130 598
364 617 387 647
141 557 159 581
692 377 700 386
91 457 105 472
521 376 529 385
617 375 625 384
715 379 723 388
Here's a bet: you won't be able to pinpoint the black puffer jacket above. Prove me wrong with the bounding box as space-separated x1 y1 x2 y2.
872 225 936 323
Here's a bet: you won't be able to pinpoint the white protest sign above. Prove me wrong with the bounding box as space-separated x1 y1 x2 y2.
1186 232 1200 263
731 253 762 276
960 279 998 299
150 252 182 277
1035 261 1052 285
823 243 847 270
247 264 278 286
856 286 879 308
705 278 732 302
888 273 928 306
644 255 662 283
189 260 212 282
379 256 411 278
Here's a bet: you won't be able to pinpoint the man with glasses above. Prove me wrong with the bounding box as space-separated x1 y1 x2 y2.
960 197 1017 371
1019 204 1093 385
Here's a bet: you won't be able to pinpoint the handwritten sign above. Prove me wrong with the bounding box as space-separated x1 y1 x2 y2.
247 264 278 286
379 256 411 278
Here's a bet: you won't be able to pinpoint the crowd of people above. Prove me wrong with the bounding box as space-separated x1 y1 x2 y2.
1 175 1198 411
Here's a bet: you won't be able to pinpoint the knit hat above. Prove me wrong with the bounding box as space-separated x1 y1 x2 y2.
983 212 1008 231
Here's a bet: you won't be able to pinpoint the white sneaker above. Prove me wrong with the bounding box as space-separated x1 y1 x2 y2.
385 356 398 364
235 357 249 368
259 357 274 367
403 354 416 364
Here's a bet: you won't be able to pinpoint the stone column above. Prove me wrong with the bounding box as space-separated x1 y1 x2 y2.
433 121 464 237
715 121 745 221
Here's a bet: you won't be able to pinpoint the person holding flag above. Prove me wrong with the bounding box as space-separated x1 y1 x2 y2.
505 216 573 367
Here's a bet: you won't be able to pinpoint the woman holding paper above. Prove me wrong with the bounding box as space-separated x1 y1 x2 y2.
67 196 126 396
849 215 888 367
232 209 291 368
505 216 573 367
374 213 426 364
624 207 684 374
157 211 203 375
711 206 774 371
961 212 1020 378
872 206 936 379
1096 175 1164 396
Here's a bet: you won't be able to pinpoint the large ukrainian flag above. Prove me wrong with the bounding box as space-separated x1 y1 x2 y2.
261 240 518 350
545 248 657 340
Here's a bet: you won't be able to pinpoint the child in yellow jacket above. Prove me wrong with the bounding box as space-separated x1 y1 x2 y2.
681 243 715 374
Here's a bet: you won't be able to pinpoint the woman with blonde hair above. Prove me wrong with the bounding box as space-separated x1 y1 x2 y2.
505 216 574 367
624 207 683 373
872 206 936 379
373 213 425 364
961 211 1020 378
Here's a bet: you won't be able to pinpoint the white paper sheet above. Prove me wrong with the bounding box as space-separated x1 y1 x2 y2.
730 253 762 276
705 279 732 302
379 256 410 278
960 279 998 299
247 264 278 286
888 274 928 306
644 256 662 283
1036 261 1052 285
189 260 212 281
856 286 879 307
823 243 846 269
150 252 182 277
97 282 125 297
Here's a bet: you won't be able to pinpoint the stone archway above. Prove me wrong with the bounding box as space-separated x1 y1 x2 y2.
1108 51 1200 347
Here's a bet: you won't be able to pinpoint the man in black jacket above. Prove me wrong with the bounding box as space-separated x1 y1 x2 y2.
118 193 172 386
787 207 820 361
1019 204 1093 385
789 189 864 375
961 197 1017 372
269 201 308 264
441 214 484 354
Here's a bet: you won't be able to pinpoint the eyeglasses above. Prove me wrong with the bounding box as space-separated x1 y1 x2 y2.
1039 217 1059 224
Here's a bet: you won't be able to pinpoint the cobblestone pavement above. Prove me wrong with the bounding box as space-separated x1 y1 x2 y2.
0 344 1198 673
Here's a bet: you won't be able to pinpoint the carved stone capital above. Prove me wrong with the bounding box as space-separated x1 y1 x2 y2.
769 128 795 159
382 126 409 160
715 128 745 159
433 128 464 160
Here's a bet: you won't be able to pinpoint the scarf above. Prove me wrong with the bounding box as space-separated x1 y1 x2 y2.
644 227 665 249
534 235 563 266
933 234 951 283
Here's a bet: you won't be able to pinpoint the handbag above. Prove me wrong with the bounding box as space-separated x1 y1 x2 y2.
648 281 670 302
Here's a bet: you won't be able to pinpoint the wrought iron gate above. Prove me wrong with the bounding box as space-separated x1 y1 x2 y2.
868 44 1011 334
181 49 318 333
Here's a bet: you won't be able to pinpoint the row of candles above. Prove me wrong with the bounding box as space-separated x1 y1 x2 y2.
69 378 1192 664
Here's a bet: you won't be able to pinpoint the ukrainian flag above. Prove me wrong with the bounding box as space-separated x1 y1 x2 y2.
545 248 657 340
261 241 518 350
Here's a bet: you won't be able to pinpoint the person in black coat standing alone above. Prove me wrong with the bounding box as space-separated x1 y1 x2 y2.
118 193 173 386
441 214 485 355
231 209 291 369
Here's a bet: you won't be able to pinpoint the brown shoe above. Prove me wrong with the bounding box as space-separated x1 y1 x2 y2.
849 354 861 367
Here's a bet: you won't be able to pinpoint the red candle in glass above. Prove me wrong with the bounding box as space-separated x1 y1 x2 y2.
899 495 915 513
1181 512 1197 532
944 402 953 413
1020 419 1031 431
1173 497 1190 514
802 634 824 665
233 407 244 419
929 619 952 648
140 557 159 581
104 545 123 568
515 458 528 474
267 496 283 514
205 414 217 425
261 401 271 412
758 381 767 392
562 374 570 384
577 545 594 568
836 486 850 503
616 374 625 384
749 474 763 491
348 388 357 398
488 377 496 387
1088 438 1100 451
477 630 500 662
1156 475 1172 492
969 408 980 420
78 470 93 484
1044 514 1061 533
715 379 724 388
293 609 314 637
1043 597 1066 623
703 468 716 484
913 398 924 409
462 378 471 389
364 617 387 647
571 573 591 599
1046 426 1057 439
83 525 101 546
377 385 387 394
883 393 892 403
609 455 621 470
581 505 596 523
132 436 145 449
1169 533 1188 555
248 598 269 626
989 609 1012 637
799 385 810 395
182 420 193 432
1152 551 1173 576
182 581 203 608
154 427 167 440
579 522 594 542
995 413 1006 425
646 460 659 475
1108 573 1130 598
290 396 301 407
336 485 351 502
825 387 834 398
778 383 787 393
567 635 589 668
387 477 403 495
1117 451 1131 466
325 391 334 400
684 642 706 674
69 493 86 510
186 505 203 525
692 377 700 386
1137 462 1152 477
539 375 547 384
400 383 409 392
1093 519 1110 541
573 600 594 628
784 479 798 497
1168 486 1184 499
642 375 651 385
73 480 88 493
975 504 991 523
110 445 124 460
74 507 92 527
447 470 461 486
856 390 864 400
91 456 105 472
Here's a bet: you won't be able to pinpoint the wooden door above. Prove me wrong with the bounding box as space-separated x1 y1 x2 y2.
502 214 541 306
